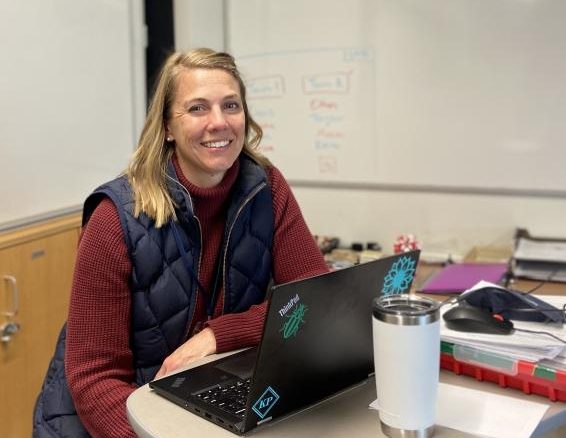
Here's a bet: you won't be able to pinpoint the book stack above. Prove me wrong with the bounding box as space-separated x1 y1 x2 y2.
512 228 566 283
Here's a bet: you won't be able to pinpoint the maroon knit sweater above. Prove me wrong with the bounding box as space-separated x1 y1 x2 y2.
65 157 328 438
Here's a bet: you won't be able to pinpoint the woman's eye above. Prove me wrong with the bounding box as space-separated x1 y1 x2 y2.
189 104 205 113
225 101 241 111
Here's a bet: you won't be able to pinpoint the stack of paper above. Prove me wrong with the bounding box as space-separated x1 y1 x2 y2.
440 282 566 367
512 228 566 282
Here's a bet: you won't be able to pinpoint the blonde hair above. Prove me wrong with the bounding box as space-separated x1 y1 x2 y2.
126 48 270 227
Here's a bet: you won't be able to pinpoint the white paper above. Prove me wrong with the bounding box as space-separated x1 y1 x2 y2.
440 282 566 365
370 383 548 438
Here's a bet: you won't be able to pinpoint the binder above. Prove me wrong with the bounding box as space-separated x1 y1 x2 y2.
419 263 508 294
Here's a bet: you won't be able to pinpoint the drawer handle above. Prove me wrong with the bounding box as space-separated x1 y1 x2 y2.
3 275 19 318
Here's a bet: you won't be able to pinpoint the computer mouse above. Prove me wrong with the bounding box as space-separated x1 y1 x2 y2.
443 304 514 335
462 286 564 323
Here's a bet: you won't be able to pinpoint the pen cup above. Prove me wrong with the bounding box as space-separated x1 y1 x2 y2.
372 294 440 438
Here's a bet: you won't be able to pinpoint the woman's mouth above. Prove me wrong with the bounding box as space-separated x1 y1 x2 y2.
201 139 231 149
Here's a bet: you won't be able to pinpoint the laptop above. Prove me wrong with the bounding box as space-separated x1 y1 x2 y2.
149 250 420 434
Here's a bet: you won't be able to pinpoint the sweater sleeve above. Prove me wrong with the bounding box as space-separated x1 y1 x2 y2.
65 198 137 438
267 165 329 284
207 165 329 352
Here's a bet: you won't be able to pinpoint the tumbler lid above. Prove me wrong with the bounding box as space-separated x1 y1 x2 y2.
372 294 440 325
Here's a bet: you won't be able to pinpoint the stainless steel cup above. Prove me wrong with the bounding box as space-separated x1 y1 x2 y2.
372 294 440 438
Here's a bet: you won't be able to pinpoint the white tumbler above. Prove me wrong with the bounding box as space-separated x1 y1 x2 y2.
372 294 440 438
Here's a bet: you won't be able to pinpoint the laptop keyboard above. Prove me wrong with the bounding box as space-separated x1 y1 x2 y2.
194 378 251 418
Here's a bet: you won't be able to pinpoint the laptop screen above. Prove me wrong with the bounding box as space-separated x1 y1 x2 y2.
244 250 420 430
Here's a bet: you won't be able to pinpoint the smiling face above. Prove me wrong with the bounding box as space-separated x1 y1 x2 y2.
166 68 246 188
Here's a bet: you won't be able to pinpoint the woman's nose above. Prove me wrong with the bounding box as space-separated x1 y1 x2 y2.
207 107 229 130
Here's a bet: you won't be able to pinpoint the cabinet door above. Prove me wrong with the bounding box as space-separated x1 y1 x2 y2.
0 228 78 437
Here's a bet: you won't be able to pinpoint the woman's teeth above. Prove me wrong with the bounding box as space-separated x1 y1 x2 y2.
202 140 230 148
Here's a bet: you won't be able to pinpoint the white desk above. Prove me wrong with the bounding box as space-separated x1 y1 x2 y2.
127 352 566 438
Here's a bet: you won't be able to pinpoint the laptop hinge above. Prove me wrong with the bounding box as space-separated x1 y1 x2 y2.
257 416 273 426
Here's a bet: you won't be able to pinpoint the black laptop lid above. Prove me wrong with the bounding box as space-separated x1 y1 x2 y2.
243 250 420 430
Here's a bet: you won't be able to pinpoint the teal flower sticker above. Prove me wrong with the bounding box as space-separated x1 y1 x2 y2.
382 256 417 296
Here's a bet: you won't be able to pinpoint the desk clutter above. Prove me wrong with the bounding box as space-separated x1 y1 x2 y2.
314 230 566 404
313 235 383 269
440 281 566 402
315 233 423 270
512 228 566 283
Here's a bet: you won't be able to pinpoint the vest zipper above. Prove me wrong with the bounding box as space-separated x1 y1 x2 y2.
221 182 267 313
167 173 267 335
187 215 203 339
167 175 203 342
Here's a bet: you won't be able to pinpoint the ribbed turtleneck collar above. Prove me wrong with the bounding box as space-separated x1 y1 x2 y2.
172 154 240 220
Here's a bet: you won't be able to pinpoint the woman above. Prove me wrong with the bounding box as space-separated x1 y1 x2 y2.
34 48 328 437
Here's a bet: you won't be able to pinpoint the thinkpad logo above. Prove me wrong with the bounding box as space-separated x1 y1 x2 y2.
279 293 308 339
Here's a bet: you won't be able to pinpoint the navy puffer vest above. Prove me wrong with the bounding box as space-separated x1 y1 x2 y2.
33 155 274 437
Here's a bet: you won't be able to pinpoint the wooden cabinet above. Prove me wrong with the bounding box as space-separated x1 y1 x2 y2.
0 214 81 437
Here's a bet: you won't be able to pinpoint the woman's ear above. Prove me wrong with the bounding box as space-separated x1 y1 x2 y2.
165 125 173 142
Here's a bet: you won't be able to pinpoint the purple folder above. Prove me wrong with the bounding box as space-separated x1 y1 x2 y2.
419 263 508 294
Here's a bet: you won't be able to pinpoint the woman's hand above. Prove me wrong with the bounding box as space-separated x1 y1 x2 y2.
155 327 217 379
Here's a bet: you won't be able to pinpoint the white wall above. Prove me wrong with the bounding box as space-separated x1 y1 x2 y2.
292 187 565 258
173 0 225 51
0 0 146 230
173 0 566 257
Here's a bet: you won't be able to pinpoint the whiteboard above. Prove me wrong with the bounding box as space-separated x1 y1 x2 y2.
227 0 566 194
0 0 145 228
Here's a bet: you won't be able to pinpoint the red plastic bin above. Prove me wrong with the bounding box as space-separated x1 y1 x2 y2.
440 342 566 402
